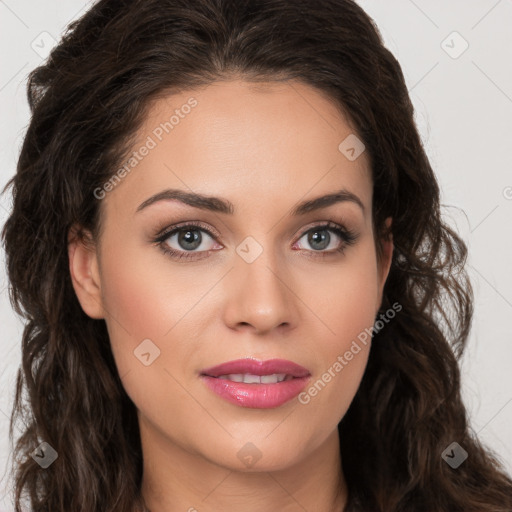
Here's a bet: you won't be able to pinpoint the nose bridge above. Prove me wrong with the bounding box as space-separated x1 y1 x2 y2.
223 233 298 331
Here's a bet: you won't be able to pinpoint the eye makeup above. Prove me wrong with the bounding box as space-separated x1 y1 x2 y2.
150 219 359 262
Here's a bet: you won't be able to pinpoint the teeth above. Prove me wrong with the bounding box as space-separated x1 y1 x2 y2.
244 374 261 384
217 373 288 384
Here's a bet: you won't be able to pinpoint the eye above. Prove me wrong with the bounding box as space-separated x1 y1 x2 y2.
154 221 221 261
293 222 358 257
153 220 358 261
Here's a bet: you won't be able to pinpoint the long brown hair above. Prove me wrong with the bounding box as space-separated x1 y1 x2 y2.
2 0 512 510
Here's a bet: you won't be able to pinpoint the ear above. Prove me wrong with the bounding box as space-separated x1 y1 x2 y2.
375 217 393 312
67 224 105 319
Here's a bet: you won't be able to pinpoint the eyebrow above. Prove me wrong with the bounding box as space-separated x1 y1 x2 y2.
136 187 365 216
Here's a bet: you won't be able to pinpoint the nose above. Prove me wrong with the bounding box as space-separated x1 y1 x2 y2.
221 242 299 334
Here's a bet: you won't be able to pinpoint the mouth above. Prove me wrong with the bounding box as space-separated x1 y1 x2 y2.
200 357 310 379
199 358 311 409
207 373 296 384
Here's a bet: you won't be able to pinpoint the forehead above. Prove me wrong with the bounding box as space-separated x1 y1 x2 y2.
102 79 372 219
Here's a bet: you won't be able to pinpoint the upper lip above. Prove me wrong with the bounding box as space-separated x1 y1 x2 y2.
200 358 310 378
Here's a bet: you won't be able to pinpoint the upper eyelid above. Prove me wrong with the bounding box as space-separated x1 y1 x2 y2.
155 220 218 240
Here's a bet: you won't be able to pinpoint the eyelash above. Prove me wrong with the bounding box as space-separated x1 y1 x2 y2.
152 220 358 261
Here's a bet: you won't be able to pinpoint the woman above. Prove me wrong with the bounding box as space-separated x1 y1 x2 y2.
2 0 512 511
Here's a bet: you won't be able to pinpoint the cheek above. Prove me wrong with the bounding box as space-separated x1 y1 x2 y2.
96 237 181 374
97 243 201 424
297 241 379 418
314 238 380 348
97 235 220 390
98 227 206 340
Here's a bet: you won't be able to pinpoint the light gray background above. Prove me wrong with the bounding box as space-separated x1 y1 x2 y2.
1 1 511 509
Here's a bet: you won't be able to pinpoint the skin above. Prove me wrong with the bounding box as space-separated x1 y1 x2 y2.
68 78 393 512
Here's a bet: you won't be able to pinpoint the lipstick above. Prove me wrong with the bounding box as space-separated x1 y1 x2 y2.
200 358 311 409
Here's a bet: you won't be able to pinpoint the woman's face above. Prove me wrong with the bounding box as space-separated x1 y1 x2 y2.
70 79 393 472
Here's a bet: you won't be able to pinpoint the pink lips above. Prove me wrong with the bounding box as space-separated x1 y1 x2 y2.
200 358 311 409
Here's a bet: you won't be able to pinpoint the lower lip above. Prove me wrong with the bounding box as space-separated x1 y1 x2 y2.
200 375 311 409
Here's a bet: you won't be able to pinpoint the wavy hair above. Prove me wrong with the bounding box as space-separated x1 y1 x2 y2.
2 0 512 510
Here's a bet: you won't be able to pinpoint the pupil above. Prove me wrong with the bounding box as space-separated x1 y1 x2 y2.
179 229 201 250
309 229 329 250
